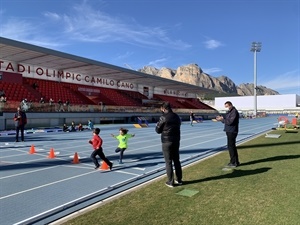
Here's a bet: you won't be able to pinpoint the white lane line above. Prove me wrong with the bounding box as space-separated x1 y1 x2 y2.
132 167 146 171
0 166 60 180
0 170 97 200
115 170 140 176
62 164 93 170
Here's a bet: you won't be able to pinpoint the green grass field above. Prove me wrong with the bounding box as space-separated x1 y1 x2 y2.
63 130 300 225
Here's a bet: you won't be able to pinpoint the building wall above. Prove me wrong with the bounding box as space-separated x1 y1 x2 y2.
215 94 299 111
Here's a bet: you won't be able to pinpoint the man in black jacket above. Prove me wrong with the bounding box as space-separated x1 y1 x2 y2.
155 102 182 187
216 101 240 167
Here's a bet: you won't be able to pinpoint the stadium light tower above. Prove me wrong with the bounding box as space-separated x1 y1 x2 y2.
250 42 262 117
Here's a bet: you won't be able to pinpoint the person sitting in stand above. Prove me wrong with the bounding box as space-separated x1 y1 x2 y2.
65 99 70 111
32 82 38 89
63 123 70 132
57 99 63 112
77 123 84 131
87 120 94 130
70 121 76 132
0 96 7 103
39 97 45 104
0 89 5 98
49 98 54 105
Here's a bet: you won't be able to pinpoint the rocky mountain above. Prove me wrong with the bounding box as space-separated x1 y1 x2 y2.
138 64 279 96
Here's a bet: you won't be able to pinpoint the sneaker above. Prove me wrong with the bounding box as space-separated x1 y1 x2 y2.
226 163 237 168
165 182 174 188
175 180 183 185
109 163 113 171
118 161 124 164
94 165 100 170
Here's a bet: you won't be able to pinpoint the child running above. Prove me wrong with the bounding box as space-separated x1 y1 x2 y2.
89 128 113 170
111 128 135 164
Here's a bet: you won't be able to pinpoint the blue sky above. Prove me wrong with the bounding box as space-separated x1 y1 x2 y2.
0 0 299 95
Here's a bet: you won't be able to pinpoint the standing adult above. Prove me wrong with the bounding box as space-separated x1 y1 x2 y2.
216 101 240 167
14 107 27 142
190 111 195 126
155 102 182 187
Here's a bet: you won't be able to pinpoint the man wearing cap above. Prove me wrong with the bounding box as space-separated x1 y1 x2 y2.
155 102 183 187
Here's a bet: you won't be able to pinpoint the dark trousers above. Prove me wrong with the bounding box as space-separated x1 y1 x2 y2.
16 125 25 141
90 148 112 167
226 132 239 165
162 141 182 184
115 147 126 162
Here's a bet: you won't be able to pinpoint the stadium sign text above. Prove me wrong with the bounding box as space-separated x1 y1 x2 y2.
0 61 134 89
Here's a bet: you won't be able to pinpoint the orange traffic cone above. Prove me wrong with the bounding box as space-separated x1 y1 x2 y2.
72 152 80 164
48 148 56 158
100 161 109 170
29 145 36 154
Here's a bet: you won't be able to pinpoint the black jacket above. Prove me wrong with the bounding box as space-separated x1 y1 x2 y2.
222 106 239 133
155 110 181 143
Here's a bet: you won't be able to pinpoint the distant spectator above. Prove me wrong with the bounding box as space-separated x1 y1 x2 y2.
49 98 54 105
63 123 69 132
99 101 103 111
190 111 195 126
39 97 45 104
65 100 70 111
0 96 7 103
49 98 54 111
0 94 6 112
88 120 94 130
21 99 29 111
0 89 5 97
77 123 84 131
57 99 63 112
32 82 38 89
70 121 76 132
21 98 28 104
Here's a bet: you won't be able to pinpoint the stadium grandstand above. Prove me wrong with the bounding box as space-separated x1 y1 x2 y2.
0 37 219 130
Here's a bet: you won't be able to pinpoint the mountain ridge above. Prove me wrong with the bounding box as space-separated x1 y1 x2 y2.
138 64 279 97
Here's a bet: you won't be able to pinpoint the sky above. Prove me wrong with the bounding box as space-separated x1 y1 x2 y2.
0 0 299 95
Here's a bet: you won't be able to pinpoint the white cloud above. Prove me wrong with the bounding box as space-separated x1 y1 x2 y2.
203 39 223 49
115 51 134 60
0 1 191 51
0 16 64 48
41 1 191 50
0 18 35 40
261 70 300 94
148 58 168 68
203 67 222 74
44 12 61 21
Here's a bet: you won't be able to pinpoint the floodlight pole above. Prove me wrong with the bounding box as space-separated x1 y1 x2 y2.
250 42 261 118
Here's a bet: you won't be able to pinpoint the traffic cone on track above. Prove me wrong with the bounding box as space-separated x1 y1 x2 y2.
72 152 80 164
29 145 36 154
48 148 56 158
100 161 109 170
